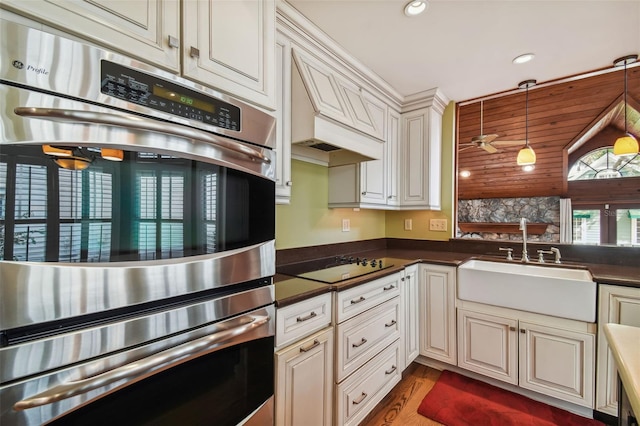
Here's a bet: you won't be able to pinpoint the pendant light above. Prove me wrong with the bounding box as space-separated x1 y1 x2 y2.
516 79 537 166
613 54 639 156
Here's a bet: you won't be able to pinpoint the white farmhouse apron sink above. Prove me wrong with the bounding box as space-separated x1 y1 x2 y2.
458 260 596 322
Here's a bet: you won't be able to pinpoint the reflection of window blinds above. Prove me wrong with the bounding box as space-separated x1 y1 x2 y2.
13 164 47 261
0 163 6 260
161 172 184 258
59 168 113 262
203 173 217 253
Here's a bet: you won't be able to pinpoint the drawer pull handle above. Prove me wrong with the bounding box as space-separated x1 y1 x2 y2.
385 365 397 375
352 338 367 348
351 296 366 305
300 339 320 353
383 285 395 291
385 320 397 328
296 311 317 322
352 392 367 405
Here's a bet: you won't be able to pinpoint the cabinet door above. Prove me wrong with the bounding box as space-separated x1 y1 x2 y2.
359 159 386 205
386 109 401 206
457 309 518 385
2 0 180 70
275 327 333 426
419 264 456 365
275 31 292 204
400 107 441 209
182 0 276 110
402 265 419 368
519 321 595 407
596 285 640 415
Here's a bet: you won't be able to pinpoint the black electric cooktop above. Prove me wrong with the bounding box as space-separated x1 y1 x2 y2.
278 256 398 284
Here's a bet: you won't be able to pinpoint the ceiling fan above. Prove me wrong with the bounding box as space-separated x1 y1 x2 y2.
459 100 524 153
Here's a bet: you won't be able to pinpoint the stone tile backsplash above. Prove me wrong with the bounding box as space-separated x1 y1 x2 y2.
458 197 560 242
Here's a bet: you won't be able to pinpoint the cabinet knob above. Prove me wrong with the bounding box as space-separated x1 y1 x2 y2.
167 35 179 49
509 326 516 332
362 191 367 195
190 46 200 58
520 329 526 334
286 181 293 187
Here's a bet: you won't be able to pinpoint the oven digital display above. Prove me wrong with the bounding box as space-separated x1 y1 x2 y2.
100 60 240 131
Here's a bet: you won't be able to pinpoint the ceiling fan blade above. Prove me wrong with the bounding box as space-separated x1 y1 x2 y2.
459 146 475 152
481 143 498 153
471 133 499 144
491 140 526 146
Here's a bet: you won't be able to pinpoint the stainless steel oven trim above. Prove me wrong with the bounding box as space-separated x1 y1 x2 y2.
1 84 275 180
0 285 274 384
0 19 276 149
0 304 274 426
14 106 271 164
0 240 275 330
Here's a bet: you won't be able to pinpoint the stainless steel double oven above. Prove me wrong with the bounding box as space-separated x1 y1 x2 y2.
1 20 276 425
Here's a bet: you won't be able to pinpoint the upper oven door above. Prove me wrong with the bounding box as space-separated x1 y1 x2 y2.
0 84 275 330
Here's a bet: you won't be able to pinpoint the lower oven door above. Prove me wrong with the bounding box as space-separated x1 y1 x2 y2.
1 304 274 426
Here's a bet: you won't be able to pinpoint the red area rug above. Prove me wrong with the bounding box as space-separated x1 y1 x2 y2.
418 370 604 426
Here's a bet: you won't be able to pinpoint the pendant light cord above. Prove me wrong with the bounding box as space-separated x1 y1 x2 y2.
525 85 529 148
624 59 628 134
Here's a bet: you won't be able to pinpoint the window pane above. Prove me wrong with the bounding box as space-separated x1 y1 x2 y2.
572 210 600 244
13 224 46 261
616 209 639 247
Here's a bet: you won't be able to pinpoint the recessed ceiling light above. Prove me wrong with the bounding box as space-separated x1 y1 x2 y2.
513 53 535 64
460 170 471 178
404 0 428 17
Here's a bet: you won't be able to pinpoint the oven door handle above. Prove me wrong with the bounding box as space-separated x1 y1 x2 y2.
13 314 271 411
13 107 271 164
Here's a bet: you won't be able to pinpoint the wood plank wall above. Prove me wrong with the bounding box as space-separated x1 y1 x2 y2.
457 65 640 200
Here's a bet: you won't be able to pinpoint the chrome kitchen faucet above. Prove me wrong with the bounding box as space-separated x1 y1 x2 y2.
519 218 530 263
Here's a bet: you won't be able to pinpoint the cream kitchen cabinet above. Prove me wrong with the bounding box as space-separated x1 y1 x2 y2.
1 0 181 71
275 327 334 426
457 305 596 408
2 0 276 110
275 30 293 203
275 293 333 426
419 264 457 365
399 105 443 210
327 107 401 209
182 0 276 110
401 264 419 369
596 284 640 416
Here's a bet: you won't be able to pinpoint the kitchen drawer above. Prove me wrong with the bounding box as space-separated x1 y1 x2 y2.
276 293 332 348
335 296 400 382
335 271 401 323
336 340 401 426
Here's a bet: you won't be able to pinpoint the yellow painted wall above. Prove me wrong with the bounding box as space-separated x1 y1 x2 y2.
275 160 386 250
275 101 456 249
385 101 456 241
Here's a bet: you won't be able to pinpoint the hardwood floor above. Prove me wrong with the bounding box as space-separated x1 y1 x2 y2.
359 363 444 426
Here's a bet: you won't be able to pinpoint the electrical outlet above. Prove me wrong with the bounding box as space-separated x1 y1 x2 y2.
404 219 413 231
429 218 448 231
342 219 350 232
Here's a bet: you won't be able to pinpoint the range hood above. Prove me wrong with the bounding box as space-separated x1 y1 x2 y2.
290 50 384 167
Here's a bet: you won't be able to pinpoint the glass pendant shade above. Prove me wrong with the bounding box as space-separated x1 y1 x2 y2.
54 157 92 170
101 148 124 161
613 133 639 155
516 145 536 165
42 144 73 157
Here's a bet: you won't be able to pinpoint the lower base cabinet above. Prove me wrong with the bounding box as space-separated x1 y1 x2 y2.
335 342 401 426
275 327 334 426
457 306 595 408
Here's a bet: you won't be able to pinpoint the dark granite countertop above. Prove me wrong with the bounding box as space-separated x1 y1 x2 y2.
274 248 640 307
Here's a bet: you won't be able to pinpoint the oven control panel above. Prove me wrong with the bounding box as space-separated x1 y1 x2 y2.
100 61 241 131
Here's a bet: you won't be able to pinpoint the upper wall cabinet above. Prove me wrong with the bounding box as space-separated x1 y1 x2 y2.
292 49 385 141
182 0 276 110
2 0 276 110
1 0 181 70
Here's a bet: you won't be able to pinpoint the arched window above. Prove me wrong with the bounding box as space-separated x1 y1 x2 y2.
568 147 640 181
